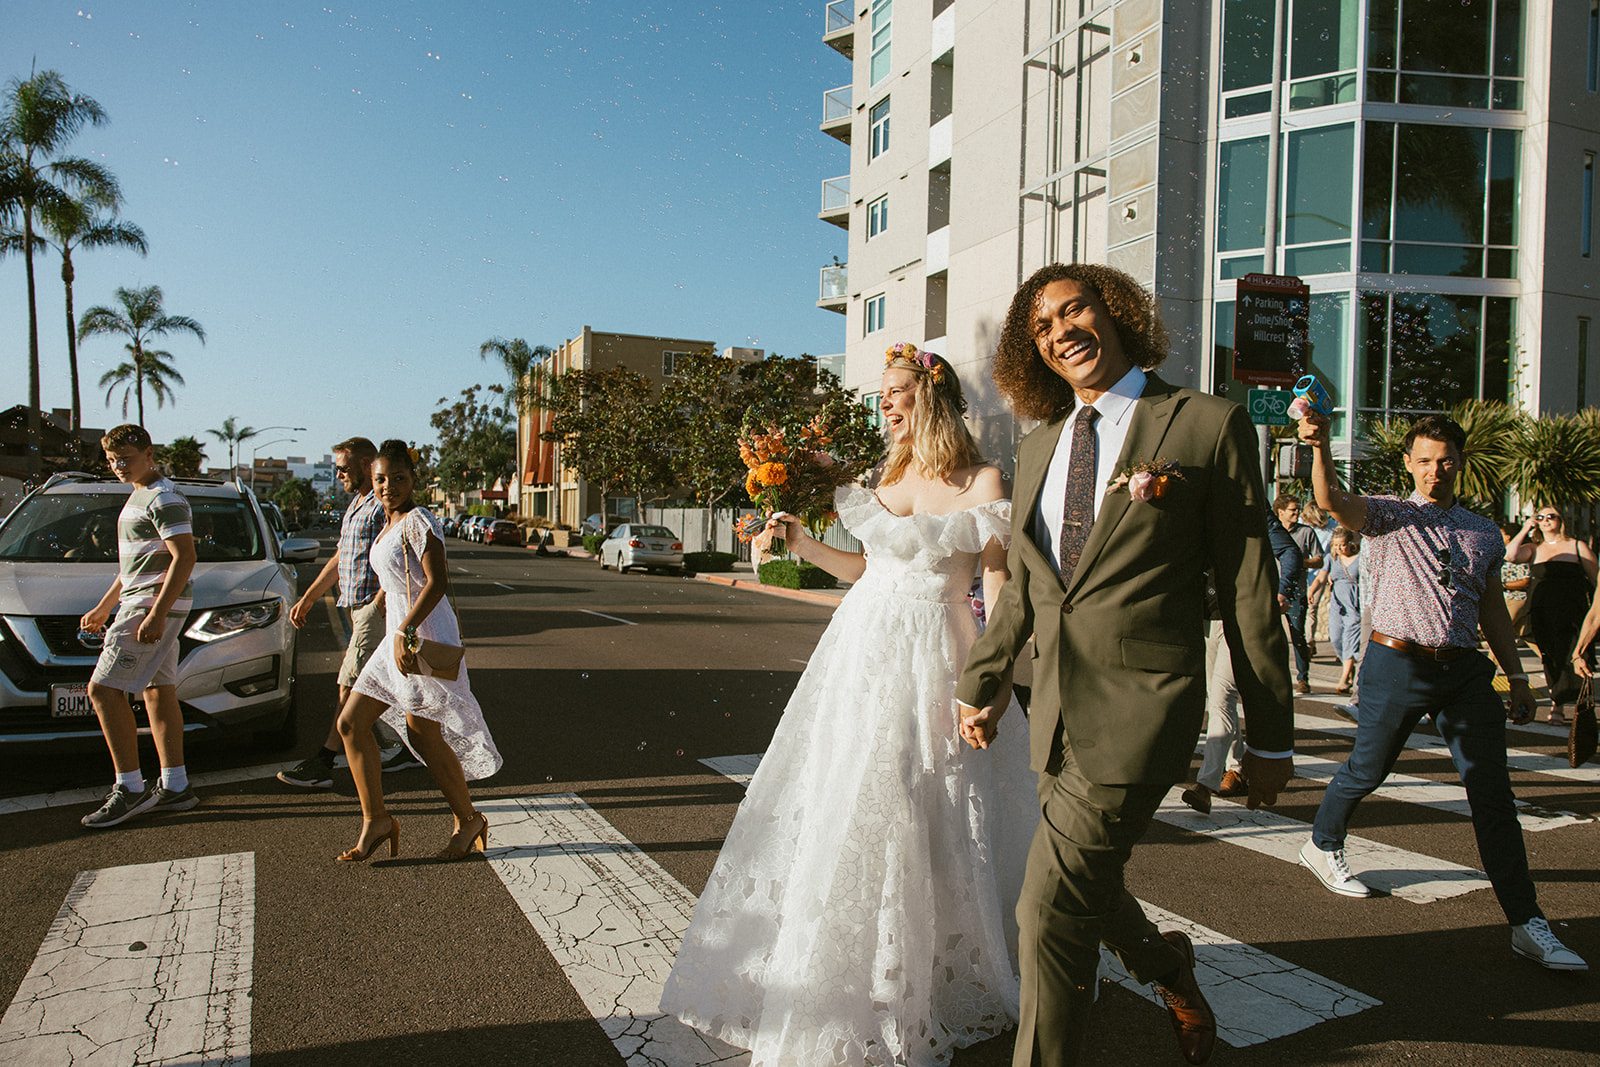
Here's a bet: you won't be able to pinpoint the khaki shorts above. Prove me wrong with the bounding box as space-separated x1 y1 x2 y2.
91 607 184 692
338 596 385 688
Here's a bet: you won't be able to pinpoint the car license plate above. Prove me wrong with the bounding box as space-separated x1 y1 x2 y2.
50 683 95 718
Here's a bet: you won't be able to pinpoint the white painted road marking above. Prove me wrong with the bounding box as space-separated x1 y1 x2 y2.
483 795 748 1066
495 581 516 590
581 609 639 626
698 754 1382 1048
1297 711 1600 784
0 852 254 1066
1101 901 1381 1047
1289 754 1591 831
1155 789 1489 902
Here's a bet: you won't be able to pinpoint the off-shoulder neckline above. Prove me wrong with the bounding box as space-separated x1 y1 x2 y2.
854 484 1009 520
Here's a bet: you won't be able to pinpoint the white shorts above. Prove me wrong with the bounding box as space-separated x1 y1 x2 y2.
90 608 185 692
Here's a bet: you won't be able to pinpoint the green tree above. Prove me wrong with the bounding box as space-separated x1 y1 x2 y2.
35 196 148 432
0 70 114 468
659 349 747 547
1511 415 1600 514
78 284 206 428
478 336 553 416
540 366 673 518
158 434 206 477
274 477 316 526
430 385 516 493
206 416 258 474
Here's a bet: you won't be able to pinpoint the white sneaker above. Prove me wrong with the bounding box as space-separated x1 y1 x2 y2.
1298 840 1372 897
1512 918 1588 971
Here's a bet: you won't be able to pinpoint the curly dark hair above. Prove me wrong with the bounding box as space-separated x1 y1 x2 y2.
375 438 416 473
992 263 1170 422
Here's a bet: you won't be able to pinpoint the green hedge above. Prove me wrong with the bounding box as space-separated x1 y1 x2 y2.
582 534 606 554
758 559 838 589
683 550 737 573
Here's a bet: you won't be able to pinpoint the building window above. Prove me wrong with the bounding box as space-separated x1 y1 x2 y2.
868 195 889 239
662 350 691 376
862 392 884 429
1581 318 1593 408
865 293 887 335
870 0 892 86
1360 121 1520 278
1217 135 1268 276
1584 152 1595 259
1357 292 1515 413
1284 123 1355 275
1366 0 1523 110
869 97 890 161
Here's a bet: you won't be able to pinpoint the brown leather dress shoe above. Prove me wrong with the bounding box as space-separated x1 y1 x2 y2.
1180 783 1212 814
1154 930 1216 1065
1216 770 1248 797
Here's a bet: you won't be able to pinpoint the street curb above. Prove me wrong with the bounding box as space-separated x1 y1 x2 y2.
697 572 845 608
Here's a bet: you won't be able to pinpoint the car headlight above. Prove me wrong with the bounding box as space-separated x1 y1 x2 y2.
185 599 284 643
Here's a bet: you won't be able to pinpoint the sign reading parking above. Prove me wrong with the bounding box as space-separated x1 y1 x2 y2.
1247 388 1293 426
1232 273 1309 387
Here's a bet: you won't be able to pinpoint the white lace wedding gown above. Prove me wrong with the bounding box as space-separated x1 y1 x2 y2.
352 507 502 781
660 485 1038 1066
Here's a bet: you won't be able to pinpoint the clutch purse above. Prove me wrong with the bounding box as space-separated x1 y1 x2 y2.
1570 679 1597 768
398 519 464 682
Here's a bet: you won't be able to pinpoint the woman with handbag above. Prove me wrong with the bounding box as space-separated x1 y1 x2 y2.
334 439 501 862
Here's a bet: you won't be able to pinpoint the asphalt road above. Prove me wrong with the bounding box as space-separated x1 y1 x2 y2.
0 532 1596 1065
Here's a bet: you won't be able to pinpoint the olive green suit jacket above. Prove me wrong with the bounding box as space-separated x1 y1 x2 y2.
956 373 1294 785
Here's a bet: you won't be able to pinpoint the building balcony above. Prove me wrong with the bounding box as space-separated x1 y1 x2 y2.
821 84 852 143
819 175 850 228
823 0 854 58
818 263 848 313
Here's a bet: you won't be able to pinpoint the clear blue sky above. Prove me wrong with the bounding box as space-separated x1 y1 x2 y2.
4 1 850 467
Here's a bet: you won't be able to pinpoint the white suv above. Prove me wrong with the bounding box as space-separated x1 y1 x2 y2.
0 473 319 746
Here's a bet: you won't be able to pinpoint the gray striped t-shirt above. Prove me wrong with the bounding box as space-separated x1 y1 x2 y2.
117 478 194 615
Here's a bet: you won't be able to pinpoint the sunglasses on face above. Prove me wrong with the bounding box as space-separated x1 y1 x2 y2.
1536 513 1559 521
335 464 353 474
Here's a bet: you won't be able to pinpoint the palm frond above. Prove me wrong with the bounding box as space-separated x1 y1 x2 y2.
1450 399 1519 507
1511 416 1600 509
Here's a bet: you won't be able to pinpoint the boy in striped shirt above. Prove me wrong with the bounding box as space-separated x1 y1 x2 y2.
79 424 200 828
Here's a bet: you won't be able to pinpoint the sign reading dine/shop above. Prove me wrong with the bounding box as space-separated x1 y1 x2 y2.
1232 273 1309 387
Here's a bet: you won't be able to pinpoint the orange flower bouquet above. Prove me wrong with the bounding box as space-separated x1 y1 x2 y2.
735 409 861 563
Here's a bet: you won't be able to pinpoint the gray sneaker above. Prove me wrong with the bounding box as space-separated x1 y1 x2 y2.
1512 918 1588 971
277 756 335 789
150 784 199 813
81 785 160 829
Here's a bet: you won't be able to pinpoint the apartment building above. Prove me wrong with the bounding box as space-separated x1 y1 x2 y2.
517 329 761 524
815 0 1600 464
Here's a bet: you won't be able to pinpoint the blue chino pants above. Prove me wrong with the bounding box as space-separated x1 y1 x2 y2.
1310 641 1541 925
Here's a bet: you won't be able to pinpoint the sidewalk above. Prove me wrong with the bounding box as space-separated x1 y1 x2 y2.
697 571 849 608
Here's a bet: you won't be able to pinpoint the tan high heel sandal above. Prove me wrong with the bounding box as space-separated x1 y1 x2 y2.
337 815 400 862
435 810 488 862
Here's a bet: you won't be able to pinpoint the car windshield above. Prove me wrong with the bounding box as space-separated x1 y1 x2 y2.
0 491 265 562
631 526 675 538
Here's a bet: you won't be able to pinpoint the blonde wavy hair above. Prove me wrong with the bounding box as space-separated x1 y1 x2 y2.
880 345 984 485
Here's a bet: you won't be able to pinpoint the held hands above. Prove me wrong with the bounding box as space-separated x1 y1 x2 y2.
957 691 1009 750
1240 751 1293 810
1505 679 1537 724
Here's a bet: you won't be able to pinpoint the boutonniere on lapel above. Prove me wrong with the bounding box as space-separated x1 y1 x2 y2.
1106 459 1184 502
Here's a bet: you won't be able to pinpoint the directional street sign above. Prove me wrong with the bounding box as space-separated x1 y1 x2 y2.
1247 388 1293 426
1232 273 1310 387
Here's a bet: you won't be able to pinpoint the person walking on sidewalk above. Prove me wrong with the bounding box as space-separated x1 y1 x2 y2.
78 424 200 828
279 436 420 788
1275 495 1315 694
1294 411 1586 972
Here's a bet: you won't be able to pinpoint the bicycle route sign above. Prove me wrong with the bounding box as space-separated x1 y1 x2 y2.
1247 388 1293 427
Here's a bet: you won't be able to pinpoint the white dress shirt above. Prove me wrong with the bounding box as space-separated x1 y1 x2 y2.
1031 365 1147 577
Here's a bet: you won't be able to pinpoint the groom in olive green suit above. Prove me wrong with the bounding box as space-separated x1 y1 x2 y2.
956 264 1295 1067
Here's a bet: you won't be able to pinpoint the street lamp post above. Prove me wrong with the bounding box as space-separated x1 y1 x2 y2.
250 437 298 497
243 424 306 480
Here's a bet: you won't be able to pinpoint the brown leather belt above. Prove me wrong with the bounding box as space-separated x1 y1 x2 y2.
1370 631 1471 662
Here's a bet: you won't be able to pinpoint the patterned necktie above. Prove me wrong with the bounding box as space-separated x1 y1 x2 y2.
1058 403 1099 588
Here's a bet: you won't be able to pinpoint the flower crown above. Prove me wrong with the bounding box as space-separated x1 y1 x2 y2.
884 342 945 384
407 446 420 464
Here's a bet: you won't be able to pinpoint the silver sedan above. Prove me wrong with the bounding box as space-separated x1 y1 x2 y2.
599 524 684 574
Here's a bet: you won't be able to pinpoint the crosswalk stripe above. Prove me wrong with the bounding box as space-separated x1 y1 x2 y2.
1100 901 1382 1046
1155 789 1489 902
1289 754 1592 831
482 795 748 1067
0 852 254 1066
692 754 1382 1047
1295 711 1600 784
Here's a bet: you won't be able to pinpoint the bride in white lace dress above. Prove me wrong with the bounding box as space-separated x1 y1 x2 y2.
333 439 502 864
660 347 1038 1066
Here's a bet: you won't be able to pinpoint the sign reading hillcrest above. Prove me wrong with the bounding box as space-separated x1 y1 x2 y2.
1232 273 1310 387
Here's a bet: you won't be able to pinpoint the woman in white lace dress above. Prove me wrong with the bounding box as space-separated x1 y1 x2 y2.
334 439 502 863
660 346 1038 1066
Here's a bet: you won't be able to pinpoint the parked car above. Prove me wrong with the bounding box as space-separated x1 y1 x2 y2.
467 516 492 542
440 515 459 537
486 519 522 546
599 523 684 574
581 513 628 537
0 472 320 747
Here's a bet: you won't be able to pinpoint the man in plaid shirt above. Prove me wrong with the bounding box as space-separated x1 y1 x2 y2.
278 437 420 787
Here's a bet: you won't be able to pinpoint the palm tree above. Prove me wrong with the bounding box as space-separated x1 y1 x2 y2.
206 416 258 473
1 70 114 468
77 284 205 428
478 336 553 415
159 434 206 477
35 197 147 432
